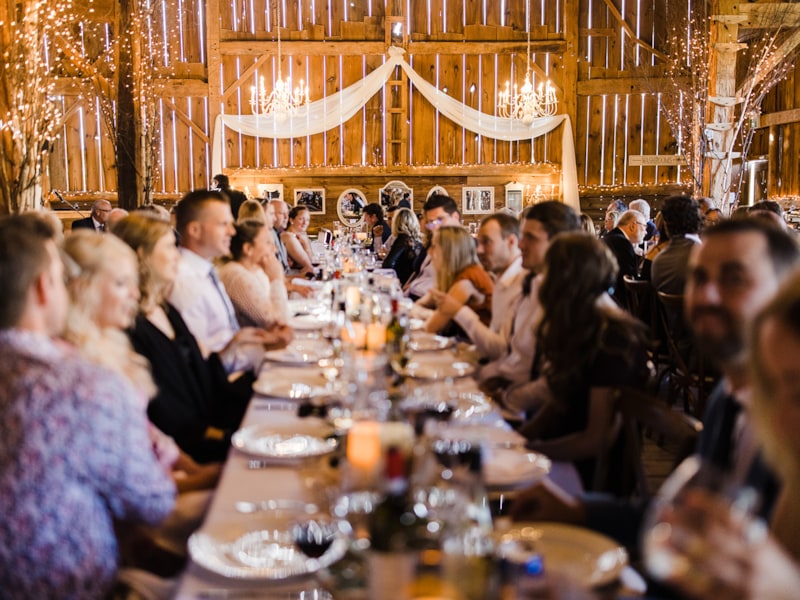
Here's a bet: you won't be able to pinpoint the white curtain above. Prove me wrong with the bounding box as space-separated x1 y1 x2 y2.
212 47 579 211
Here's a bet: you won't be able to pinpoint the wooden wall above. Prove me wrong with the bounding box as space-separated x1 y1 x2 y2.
41 0 800 224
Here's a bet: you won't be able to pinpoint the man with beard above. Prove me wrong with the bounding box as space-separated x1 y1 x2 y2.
510 218 799 549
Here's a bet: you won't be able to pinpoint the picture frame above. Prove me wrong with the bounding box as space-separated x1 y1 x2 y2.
257 183 284 203
379 180 413 211
462 186 495 215
337 188 367 226
504 182 525 215
293 188 325 215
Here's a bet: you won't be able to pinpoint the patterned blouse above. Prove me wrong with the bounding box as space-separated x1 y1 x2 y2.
0 329 176 599
218 260 289 327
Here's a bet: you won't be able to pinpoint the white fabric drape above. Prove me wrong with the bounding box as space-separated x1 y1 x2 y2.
212 47 579 211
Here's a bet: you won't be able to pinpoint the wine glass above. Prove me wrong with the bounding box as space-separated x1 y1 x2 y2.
292 514 349 569
642 456 766 586
318 355 344 395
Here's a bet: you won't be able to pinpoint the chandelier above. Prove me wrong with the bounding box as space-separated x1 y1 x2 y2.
497 4 558 123
249 1 309 121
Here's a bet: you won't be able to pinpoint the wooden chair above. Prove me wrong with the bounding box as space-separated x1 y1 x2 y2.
612 386 703 499
623 276 667 391
655 290 714 418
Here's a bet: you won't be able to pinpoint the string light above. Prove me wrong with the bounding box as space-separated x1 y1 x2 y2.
249 0 309 121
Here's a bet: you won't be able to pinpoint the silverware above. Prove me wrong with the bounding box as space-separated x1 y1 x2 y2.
234 499 318 514
196 589 332 599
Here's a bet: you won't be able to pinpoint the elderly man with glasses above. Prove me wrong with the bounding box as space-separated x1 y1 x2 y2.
603 209 648 309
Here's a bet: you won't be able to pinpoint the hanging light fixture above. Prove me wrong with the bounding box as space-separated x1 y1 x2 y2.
250 0 309 121
498 4 558 123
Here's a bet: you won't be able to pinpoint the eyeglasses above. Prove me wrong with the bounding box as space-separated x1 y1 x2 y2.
635 221 647 229
425 217 445 230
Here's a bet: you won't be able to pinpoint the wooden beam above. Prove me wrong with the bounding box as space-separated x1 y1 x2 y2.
218 40 566 56
160 98 210 144
156 79 209 98
206 0 221 176
563 0 580 148
577 77 691 96
757 107 800 128
738 3 800 28
221 55 271 103
225 163 562 179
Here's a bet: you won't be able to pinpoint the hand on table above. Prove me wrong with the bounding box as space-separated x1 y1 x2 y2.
510 478 586 525
428 288 465 319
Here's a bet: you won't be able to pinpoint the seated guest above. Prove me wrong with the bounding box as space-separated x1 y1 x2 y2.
219 219 289 327
236 198 266 223
603 209 648 309
72 198 112 232
639 210 667 281
579 212 596 237
630 198 657 241
645 270 800 600
381 207 423 286
114 214 292 463
651 195 702 294
363 203 391 253
428 212 525 361
0 214 174 598
519 233 650 493
281 205 315 275
480 202 580 393
169 189 241 354
404 194 462 300
416 225 494 335
602 209 622 238
270 199 291 271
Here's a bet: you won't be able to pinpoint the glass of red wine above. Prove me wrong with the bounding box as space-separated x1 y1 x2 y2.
292 514 347 569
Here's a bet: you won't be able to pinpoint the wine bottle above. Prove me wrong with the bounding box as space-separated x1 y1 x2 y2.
367 446 422 600
386 297 409 374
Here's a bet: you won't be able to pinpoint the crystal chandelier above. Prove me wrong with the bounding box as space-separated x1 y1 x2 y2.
498 4 558 123
249 1 309 121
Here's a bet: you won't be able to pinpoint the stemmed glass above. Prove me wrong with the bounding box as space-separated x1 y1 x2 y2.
642 456 766 586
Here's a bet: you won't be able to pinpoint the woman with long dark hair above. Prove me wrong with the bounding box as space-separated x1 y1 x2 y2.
520 233 650 492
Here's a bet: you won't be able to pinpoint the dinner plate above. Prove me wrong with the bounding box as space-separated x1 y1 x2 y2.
496 523 628 588
263 340 332 365
188 524 348 581
408 332 453 352
403 356 475 380
483 449 551 490
399 391 492 423
288 313 331 331
232 424 338 463
251 379 325 400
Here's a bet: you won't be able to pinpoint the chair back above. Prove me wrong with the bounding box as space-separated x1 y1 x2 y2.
613 387 702 499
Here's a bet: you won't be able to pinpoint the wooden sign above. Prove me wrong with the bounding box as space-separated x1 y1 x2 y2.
628 155 688 167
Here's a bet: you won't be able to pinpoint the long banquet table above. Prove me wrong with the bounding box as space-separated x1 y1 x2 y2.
172 346 592 599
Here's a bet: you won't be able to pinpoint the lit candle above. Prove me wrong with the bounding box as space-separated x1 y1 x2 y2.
342 321 367 349
345 286 361 313
366 322 386 351
347 421 381 478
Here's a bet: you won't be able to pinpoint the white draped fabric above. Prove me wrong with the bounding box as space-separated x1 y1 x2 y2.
212 47 579 211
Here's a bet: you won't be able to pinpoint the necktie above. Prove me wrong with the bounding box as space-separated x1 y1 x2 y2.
208 268 239 330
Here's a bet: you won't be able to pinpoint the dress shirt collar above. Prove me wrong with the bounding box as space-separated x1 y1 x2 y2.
683 233 702 245
178 247 215 276
0 328 63 362
497 255 524 287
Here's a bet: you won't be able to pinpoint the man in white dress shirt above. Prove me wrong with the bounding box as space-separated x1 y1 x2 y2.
479 202 581 402
428 212 525 360
169 190 244 354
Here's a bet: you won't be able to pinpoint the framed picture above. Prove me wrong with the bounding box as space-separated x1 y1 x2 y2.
504 182 524 215
293 188 325 215
337 188 367 226
257 183 284 202
427 185 448 200
462 186 495 215
379 180 413 211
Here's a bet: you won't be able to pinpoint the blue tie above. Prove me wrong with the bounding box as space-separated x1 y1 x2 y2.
208 268 239 330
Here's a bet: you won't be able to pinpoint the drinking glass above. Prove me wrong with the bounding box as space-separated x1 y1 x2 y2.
642 456 766 585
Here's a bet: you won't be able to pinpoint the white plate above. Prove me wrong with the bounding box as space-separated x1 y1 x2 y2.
263 339 332 365
399 391 492 423
408 332 453 352
188 525 348 581
252 379 325 400
232 425 337 462
288 313 331 331
483 449 551 490
403 357 475 380
497 523 628 588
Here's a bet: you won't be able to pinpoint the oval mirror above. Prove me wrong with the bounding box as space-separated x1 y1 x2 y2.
337 188 367 227
379 180 413 211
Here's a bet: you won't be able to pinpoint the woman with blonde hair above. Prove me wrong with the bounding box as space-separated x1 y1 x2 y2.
113 214 291 463
381 207 423 285
236 199 266 223
417 225 493 335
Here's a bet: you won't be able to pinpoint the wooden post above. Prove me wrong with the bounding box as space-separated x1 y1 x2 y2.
706 0 741 207
116 0 142 210
206 0 222 180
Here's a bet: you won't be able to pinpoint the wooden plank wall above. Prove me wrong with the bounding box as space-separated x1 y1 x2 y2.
45 0 800 222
